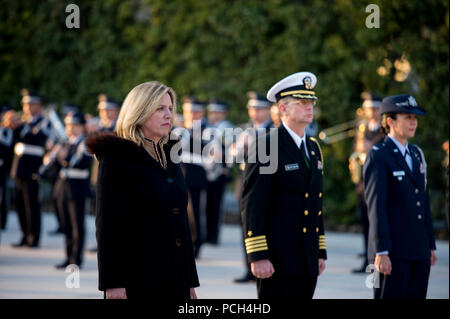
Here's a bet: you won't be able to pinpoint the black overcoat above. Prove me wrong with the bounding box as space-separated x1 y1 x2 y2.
86 132 199 299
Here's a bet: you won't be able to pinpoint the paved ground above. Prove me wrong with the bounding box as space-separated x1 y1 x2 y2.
0 212 448 299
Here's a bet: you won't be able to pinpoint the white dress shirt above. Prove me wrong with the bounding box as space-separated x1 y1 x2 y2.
282 121 310 160
388 134 413 171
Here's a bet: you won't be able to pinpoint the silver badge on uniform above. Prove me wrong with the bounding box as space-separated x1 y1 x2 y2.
285 163 299 171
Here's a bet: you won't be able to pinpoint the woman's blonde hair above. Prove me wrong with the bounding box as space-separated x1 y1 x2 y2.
116 81 176 146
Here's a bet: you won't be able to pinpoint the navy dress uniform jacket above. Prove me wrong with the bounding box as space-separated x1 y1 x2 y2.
11 115 50 179
241 124 327 277
364 136 436 263
86 132 199 299
53 136 93 200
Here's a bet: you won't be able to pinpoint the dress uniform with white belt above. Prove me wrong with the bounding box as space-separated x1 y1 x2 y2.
53 112 92 268
205 99 233 245
180 97 210 258
11 90 51 248
364 94 437 299
241 72 327 299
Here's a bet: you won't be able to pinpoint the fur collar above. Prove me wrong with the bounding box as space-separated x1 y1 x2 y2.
85 132 180 161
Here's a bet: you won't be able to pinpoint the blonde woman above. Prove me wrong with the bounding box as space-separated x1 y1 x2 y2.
86 81 199 299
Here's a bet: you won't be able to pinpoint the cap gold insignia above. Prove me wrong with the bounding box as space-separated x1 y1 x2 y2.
303 76 313 90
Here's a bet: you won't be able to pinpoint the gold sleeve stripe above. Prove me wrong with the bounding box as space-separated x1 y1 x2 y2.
246 246 269 254
245 239 267 246
245 243 268 250
245 235 266 243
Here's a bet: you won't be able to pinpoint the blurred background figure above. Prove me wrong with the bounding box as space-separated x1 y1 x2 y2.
10 89 52 248
97 94 120 133
53 111 92 269
270 103 281 128
0 106 20 231
180 96 209 258
41 102 77 236
85 113 100 134
232 91 273 283
205 99 234 245
349 92 384 273
88 94 121 253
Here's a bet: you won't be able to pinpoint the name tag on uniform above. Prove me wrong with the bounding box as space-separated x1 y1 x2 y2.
285 163 299 171
393 170 405 177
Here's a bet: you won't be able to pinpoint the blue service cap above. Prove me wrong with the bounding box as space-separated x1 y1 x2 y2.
182 96 205 111
61 103 80 116
21 89 43 104
246 91 271 109
361 92 383 108
64 111 86 125
380 94 426 115
98 94 121 110
207 99 228 112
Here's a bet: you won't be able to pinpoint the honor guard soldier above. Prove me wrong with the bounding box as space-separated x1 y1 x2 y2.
88 94 121 253
53 112 92 268
364 94 437 299
233 92 273 283
205 99 234 245
97 94 120 132
10 90 51 248
241 72 327 299
350 92 384 273
180 97 209 258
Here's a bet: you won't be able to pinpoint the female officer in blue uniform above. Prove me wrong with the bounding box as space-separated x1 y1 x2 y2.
363 94 437 299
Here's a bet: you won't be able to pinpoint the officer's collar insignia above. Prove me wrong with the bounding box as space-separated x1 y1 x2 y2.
303 76 313 89
408 96 418 107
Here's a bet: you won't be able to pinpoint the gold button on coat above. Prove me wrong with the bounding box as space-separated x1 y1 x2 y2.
318 211 322 216
304 210 309 216
319 193 322 198
303 228 307 233
305 193 309 198
316 227 319 233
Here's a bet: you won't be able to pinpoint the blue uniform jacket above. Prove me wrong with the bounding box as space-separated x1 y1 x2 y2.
364 136 436 263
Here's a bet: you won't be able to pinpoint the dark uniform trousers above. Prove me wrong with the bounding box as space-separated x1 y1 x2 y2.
241 125 327 299
375 259 431 299
205 173 227 244
53 137 92 265
14 177 41 244
364 137 436 299
10 116 49 246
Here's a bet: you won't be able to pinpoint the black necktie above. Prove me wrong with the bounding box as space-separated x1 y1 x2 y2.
300 141 310 169
404 148 412 172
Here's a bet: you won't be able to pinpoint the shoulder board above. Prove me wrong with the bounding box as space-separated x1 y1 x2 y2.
309 137 324 166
